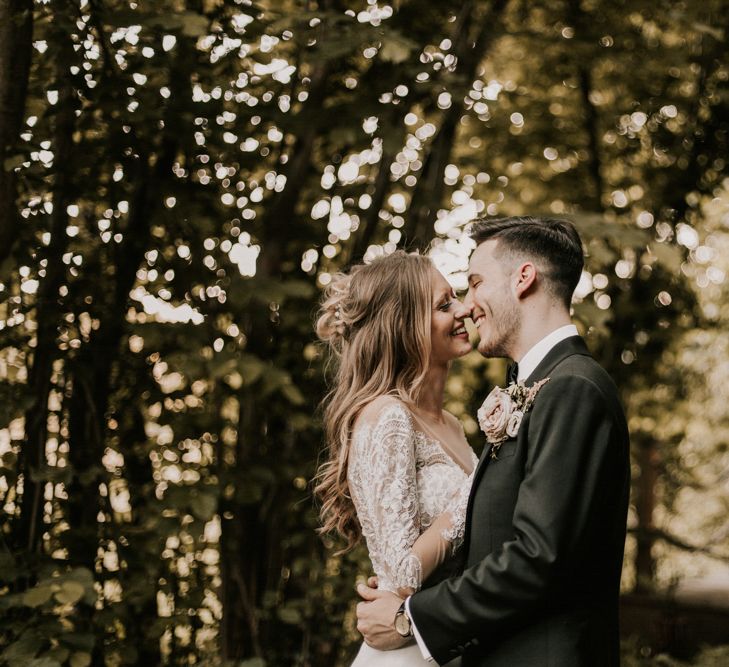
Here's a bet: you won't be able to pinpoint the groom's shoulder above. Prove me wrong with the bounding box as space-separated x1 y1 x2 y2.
555 348 614 381
544 352 623 410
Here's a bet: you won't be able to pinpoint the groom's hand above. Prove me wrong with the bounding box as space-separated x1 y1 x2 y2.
355 584 408 650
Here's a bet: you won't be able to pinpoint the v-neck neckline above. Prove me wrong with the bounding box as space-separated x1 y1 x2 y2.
409 413 476 476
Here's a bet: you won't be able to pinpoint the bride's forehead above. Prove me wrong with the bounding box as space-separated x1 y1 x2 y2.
430 269 452 292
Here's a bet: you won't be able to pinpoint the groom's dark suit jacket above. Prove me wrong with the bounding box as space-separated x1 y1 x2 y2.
410 336 630 667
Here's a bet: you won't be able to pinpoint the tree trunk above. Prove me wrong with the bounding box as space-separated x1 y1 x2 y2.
577 65 603 211
0 0 33 266
17 5 76 556
258 61 330 276
404 0 510 247
350 147 394 262
63 39 183 659
220 389 265 660
634 436 658 592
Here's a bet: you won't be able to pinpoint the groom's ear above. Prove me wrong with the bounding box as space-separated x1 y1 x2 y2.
513 262 537 299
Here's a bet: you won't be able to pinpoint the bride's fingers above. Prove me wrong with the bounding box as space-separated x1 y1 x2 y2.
367 575 379 589
356 583 382 601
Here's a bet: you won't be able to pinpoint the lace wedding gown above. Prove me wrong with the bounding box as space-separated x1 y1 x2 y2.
348 396 477 666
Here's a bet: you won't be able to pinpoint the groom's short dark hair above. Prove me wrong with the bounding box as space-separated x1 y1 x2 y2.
469 216 584 309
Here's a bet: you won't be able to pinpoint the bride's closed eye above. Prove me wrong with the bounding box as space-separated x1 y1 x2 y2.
437 289 459 311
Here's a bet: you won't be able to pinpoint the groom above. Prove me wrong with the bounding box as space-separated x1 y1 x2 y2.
356 216 630 666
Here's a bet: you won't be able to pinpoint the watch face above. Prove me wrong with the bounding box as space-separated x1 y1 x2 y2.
395 612 411 636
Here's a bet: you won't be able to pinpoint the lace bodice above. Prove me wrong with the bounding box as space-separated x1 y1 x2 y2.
348 397 477 594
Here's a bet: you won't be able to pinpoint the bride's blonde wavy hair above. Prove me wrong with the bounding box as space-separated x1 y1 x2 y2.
314 250 434 552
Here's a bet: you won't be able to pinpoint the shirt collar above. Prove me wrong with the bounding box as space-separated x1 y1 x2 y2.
516 324 579 382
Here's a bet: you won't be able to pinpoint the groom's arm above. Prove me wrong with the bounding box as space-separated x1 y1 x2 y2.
408 373 628 665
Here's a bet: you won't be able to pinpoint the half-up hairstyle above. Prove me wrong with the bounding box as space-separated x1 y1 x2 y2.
314 251 434 552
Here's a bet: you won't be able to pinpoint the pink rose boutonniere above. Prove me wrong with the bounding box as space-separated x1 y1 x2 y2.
477 378 550 459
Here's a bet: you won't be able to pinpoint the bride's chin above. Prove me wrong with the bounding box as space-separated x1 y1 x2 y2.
448 344 472 360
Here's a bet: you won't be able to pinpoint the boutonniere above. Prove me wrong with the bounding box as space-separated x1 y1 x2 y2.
477 379 550 459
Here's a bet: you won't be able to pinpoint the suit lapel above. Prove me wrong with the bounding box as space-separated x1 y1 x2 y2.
462 336 592 553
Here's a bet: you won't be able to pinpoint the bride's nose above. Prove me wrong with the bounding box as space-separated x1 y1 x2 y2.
453 299 471 320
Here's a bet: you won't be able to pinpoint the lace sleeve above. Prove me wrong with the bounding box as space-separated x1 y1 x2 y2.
349 400 423 592
439 467 475 550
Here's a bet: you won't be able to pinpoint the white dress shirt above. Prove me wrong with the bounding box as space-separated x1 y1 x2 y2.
406 323 580 662
515 324 579 382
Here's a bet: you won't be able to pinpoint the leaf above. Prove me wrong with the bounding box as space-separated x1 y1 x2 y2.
60 632 95 652
3 155 25 170
380 37 413 63
2 451 18 466
29 465 73 485
241 354 266 385
2 632 42 661
179 12 209 37
70 651 92 667
191 491 217 521
253 282 286 304
28 658 62 667
314 35 359 61
281 384 305 406
23 584 53 607
0 381 33 428
236 483 263 505
66 567 94 587
0 551 17 579
280 280 315 300
277 606 302 624
648 242 683 273
693 22 724 41
45 648 69 664
328 126 358 147
238 659 266 667
209 355 239 381
54 581 85 605
261 367 290 396
573 300 613 332
585 239 618 266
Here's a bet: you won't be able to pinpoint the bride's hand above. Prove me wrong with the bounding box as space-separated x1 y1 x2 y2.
368 575 379 589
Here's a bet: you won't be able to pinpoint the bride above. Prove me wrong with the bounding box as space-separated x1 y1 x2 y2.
315 251 477 665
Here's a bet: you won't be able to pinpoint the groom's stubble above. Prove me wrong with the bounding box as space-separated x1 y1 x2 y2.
476 289 521 360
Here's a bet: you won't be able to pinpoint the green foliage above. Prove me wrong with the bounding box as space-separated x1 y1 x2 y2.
621 640 729 666
0 563 95 667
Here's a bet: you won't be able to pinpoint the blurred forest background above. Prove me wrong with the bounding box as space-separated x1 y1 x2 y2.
1 0 729 666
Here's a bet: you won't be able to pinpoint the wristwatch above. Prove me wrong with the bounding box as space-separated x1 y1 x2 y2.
394 601 413 638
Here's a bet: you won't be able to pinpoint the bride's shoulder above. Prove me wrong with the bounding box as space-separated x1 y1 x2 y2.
354 395 413 431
